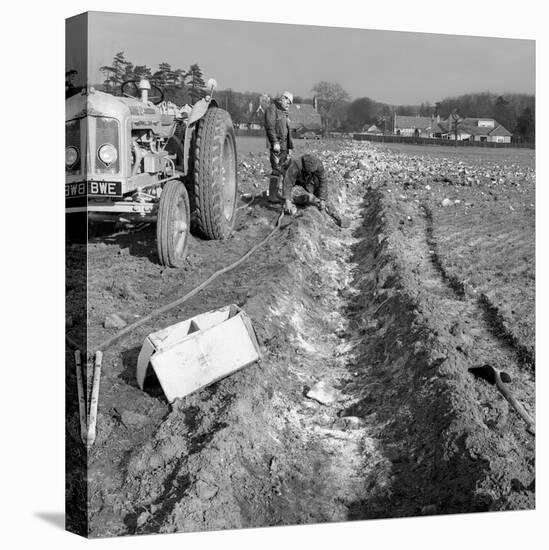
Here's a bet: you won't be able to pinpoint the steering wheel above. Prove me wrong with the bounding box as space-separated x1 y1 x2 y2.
120 80 165 105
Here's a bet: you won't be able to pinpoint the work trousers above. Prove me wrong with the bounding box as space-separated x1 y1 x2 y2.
269 148 289 177
268 148 289 200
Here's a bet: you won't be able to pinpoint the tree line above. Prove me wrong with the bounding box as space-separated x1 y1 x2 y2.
68 54 535 142
97 52 207 105
312 84 535 143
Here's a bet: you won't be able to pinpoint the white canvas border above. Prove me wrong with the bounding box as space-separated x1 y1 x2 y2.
2 1 545 548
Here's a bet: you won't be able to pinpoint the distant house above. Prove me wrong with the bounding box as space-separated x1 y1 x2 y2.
437 117 512 143
394 113 512 143
288 103 322 135
238 105 265 130
364 124 383 135
393 114 440 138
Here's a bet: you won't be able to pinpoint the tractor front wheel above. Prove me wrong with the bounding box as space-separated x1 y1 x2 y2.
156 179 190 267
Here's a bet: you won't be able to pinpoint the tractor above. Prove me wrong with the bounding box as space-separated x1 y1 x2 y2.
65 78 237 267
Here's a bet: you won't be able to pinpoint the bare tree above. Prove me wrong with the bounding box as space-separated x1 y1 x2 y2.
451 110 461 143
311 81 350 133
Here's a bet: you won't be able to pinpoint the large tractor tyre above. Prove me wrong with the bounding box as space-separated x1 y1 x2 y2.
156 179 191 268
191 107 237 240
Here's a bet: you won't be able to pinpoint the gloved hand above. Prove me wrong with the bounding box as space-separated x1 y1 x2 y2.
284 199 297 216
273 142 281 153
307 193 319 206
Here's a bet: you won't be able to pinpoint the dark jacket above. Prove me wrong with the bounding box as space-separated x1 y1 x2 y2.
264 100 294 151
282 154 327 201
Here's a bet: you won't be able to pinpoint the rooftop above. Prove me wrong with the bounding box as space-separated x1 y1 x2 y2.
289 103 322 131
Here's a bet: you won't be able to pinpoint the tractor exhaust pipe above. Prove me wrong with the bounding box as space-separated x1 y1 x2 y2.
138 79 151 104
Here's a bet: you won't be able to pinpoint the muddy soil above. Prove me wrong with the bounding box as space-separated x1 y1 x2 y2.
65 140 535 537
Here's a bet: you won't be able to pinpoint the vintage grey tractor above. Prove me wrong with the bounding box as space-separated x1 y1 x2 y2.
65 78 237 267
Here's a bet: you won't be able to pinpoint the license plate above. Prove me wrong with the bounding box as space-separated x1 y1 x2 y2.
88 181 122 197
65 181 122 198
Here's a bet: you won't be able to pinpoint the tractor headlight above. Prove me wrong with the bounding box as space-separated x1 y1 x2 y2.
97 143 118 166
65 146 79 167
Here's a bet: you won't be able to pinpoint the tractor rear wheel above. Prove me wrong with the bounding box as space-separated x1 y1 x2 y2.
156 179 190 268
191 107 237 239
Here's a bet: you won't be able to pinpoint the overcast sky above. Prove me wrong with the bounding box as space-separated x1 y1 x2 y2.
66 11 535 105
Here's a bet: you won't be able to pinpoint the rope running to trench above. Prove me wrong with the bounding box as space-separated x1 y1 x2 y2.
66 210 287 354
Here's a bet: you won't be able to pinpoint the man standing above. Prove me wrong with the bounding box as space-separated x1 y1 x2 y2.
264 91 294 202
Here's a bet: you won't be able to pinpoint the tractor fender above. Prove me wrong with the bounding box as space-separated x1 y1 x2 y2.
182 99 219 174
187 98 210 126
183 124 194 175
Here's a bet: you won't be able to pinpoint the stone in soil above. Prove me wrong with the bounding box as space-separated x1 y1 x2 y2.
306 381 341 405
121 410 149 427
196 480 219 500
104 313 127 329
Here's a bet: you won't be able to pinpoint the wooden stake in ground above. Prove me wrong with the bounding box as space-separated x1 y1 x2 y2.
86 351 103 448
74 350 87 444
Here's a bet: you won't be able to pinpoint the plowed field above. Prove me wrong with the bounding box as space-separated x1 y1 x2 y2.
65 138 535 537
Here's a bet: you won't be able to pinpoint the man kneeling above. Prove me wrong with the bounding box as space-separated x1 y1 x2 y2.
281 154 349 228
280 153 326 214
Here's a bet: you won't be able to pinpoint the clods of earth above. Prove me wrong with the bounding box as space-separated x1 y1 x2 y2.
66 139 535 537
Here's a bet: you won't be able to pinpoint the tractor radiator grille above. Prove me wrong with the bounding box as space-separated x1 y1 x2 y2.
95 117 120 174
65 118 82 175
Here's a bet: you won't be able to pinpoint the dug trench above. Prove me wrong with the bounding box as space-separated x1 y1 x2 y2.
76 167 534 537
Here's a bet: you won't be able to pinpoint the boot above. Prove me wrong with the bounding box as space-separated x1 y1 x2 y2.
268 176 283 203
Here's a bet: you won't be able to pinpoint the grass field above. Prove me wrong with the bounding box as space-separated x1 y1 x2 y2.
236 136 269 157
236 135 338 158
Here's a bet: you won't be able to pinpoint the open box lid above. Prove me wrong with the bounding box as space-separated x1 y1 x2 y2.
136 305 261 402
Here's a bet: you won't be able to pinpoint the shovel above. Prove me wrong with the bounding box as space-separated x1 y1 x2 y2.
469 364 535 434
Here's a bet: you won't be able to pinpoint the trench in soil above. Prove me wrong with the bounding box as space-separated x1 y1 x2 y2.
85 176 534 537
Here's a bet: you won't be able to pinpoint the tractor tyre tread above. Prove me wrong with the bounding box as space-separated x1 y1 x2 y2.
156 179 190 268
191 107 237 240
